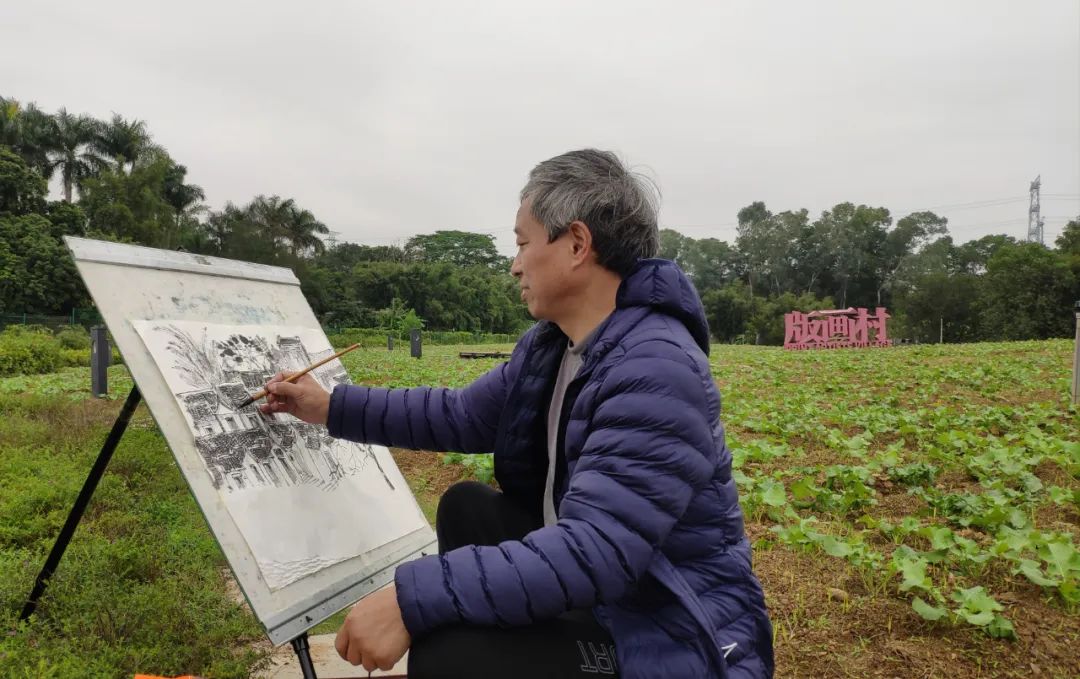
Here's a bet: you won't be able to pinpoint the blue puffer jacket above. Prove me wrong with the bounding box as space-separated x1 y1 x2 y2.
327 259 774 678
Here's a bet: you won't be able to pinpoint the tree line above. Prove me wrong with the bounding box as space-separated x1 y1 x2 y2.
0 97 529 335
664 202 1079 343
2 95 1077 344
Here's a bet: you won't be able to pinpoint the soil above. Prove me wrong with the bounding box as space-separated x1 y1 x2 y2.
394 449 1080 678
754 531 1080 678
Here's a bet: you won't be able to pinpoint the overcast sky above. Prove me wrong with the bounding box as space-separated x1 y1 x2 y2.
3 1 1078 255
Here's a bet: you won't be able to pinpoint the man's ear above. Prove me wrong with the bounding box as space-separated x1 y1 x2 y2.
566 221 593 267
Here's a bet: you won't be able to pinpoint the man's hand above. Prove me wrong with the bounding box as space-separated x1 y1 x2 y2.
334 585 411 672
258 372 331 425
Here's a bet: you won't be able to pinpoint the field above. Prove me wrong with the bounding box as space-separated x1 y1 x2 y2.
1 341 1078 678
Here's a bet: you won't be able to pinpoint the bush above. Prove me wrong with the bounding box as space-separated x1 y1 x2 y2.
58 347 122 367
0 326 63 376
323 327 520 348
424 331 518 345
60 348 89 367
55 325 91 349
324 328 395 349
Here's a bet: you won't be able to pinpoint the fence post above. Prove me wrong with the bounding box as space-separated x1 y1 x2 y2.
1072 300 1079 406
410 329 422 359
91 326 110 398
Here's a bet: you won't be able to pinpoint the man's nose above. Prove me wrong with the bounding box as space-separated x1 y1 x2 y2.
510 254 522 278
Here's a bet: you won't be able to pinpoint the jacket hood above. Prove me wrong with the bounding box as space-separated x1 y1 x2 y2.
616 258 711 354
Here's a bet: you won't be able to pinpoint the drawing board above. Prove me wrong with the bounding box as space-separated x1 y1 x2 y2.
65 237 436 645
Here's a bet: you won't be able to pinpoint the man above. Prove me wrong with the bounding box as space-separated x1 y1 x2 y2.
261 149 774 678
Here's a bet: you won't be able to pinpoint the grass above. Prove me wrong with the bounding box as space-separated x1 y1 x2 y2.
1 341 1078 677
0 392 265 677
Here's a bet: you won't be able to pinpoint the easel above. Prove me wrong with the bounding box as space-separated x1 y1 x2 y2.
18 385 320 679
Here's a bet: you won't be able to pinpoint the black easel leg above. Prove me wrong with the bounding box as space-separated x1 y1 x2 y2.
291 632 319 679
20 385 142 621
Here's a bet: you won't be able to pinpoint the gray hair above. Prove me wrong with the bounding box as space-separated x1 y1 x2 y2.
520 149 660 277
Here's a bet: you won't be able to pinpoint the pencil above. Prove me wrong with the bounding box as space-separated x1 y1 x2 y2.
236 343 361 409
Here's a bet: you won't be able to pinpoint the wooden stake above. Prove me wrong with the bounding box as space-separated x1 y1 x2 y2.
1072 301 1079 406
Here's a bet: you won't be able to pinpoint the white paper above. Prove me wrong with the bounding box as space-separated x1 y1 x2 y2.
133 320 428 591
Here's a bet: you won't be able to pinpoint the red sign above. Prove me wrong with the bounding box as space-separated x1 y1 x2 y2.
784 307 892 350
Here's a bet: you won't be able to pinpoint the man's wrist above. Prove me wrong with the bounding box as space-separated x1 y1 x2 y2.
320 391 331 427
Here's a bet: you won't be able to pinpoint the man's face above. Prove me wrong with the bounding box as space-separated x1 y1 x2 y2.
510 201 573 320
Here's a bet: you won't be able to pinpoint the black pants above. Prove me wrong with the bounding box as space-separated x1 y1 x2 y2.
408 481 619 679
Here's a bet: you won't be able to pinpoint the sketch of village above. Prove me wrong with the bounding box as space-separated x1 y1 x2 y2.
133 320 428 591
155 325 394 494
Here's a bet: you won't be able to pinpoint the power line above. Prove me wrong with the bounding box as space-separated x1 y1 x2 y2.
893 196 1026 213
664 222 740 232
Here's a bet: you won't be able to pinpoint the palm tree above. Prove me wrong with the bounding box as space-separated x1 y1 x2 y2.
0 95 20 146
0 97 54 175
162 162 206 249
92 113 160 172
246 194 292 225
163 162 205 213
282 204 329 257
45 109 107 202
240 195 328 259
245 194 291 249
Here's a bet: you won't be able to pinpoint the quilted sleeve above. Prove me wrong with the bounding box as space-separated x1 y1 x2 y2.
325 335 528 454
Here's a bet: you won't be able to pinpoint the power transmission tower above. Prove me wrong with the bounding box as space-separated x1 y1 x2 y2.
1027 175 1045 244
327 230 340 248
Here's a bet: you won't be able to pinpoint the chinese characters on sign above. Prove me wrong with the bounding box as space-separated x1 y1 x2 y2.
783 307 892 350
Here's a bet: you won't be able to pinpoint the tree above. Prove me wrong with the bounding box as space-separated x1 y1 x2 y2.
811 203 892 308
0 145 47 215
766 210 811 295
404 230 507 270
980 243 1076 340
158 161 206 249
242 195 327 259
1055 219 1080 295
894 271 981 343
789 216 832 296
701 284 752 342
658 228 690 263
735 201 772 297
162 162 205 216
1055 218 1080 256
43 200 87 239
683 237 739 292
79 156 177 246
316 243 405 269
0 213 87 313
282 203 329 258
952 234 1017 275
199 202 288 264
655 230 740 294
876 211 949 306
43 109 106 202
889 235 954 296
0 96 20 148
376 297 424 337
92 114 160 173
736 204 810 297
0 97 53 174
